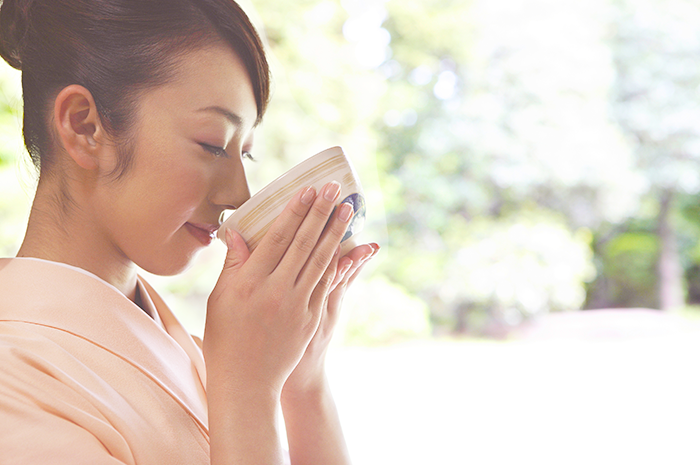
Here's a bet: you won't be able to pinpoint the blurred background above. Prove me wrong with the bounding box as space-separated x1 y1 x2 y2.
3 0 700 462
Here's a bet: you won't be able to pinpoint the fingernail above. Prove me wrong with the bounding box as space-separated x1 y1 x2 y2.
338 202 353 222
301 186 316 205
324 181 341 201
339 261 352 280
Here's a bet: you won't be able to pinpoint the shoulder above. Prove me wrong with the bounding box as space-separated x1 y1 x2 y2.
0 319 107 405
0 317 209 464
0 323 133 464
0 259 211 462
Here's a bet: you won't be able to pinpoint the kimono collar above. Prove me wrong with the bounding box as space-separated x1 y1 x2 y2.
0 257 208 430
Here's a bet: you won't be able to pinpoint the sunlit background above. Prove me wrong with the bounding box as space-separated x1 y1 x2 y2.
3 0 700 462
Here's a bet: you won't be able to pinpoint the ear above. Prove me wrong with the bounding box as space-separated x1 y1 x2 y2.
53 85 108 171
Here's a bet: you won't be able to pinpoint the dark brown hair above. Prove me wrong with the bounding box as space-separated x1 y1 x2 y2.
0 0 270 174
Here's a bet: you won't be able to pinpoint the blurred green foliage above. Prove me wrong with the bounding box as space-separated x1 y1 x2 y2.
0 65 21 166
3 0 700 340
0 64 32 258
250 0 700 336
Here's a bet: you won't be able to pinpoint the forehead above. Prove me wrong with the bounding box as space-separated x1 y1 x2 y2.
139 44 258 130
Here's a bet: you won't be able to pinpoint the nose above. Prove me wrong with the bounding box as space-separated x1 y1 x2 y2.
212 157 251 215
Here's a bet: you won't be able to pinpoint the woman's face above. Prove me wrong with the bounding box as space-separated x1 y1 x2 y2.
93 45 258 275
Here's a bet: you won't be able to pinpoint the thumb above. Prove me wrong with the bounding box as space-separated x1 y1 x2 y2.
222 227 251 272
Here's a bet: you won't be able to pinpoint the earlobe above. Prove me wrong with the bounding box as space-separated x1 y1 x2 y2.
53 85 106 171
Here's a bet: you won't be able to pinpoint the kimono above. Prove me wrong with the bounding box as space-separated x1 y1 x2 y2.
0 257 210 464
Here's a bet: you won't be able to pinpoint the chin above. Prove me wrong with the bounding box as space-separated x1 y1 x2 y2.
138 248 202 277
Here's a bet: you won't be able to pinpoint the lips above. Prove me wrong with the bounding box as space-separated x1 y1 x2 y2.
185 222 219 246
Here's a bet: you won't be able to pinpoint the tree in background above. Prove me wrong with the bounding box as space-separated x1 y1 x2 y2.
373 0 637 333
176 0 700 335
606 0 700 311
0 64 31 258
2 0 700 339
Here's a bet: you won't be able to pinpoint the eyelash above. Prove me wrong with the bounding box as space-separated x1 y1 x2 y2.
200 143 256 161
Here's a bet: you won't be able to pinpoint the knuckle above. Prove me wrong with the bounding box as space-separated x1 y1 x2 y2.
330 218 350 237
288 201 309 220
268 227 291 247
222 255 243 272
309 203 333 222
293 230 317 254
318 272 334 290
311 250 332 272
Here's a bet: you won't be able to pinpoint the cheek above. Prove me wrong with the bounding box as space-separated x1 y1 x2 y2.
111 159 209 240
137 142 207 212
150 168 210 225
110 131 212 242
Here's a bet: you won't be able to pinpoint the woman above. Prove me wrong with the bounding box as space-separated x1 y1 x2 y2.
0 0 377 463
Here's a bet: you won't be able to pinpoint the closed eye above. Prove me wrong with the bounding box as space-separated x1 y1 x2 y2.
200 143 229 158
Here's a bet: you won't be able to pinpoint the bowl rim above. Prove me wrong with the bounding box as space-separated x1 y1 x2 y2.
217 145 350 240
234 145 345 217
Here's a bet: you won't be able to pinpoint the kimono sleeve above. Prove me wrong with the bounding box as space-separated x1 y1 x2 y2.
0 334 133 465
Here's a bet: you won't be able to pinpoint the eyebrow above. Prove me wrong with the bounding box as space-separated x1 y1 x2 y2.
197 106 244 127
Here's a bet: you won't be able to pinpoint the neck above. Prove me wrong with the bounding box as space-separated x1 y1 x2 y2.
17 178 139 303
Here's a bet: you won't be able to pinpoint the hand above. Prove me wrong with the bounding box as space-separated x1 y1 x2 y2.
203 182 354 398
282 241 380 401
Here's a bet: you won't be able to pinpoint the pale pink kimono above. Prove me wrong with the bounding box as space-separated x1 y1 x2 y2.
0 258 210 464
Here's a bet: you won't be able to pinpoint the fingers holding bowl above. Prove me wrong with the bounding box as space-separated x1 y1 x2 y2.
246 185 317 275
224 179 357 290
282 181 342 272
292 184 355 290
332 243 379 290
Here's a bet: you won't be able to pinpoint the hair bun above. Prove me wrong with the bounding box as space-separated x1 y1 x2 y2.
0 0 35 69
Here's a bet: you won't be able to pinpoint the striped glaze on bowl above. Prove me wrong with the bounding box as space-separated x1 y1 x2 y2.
217 146 365 254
